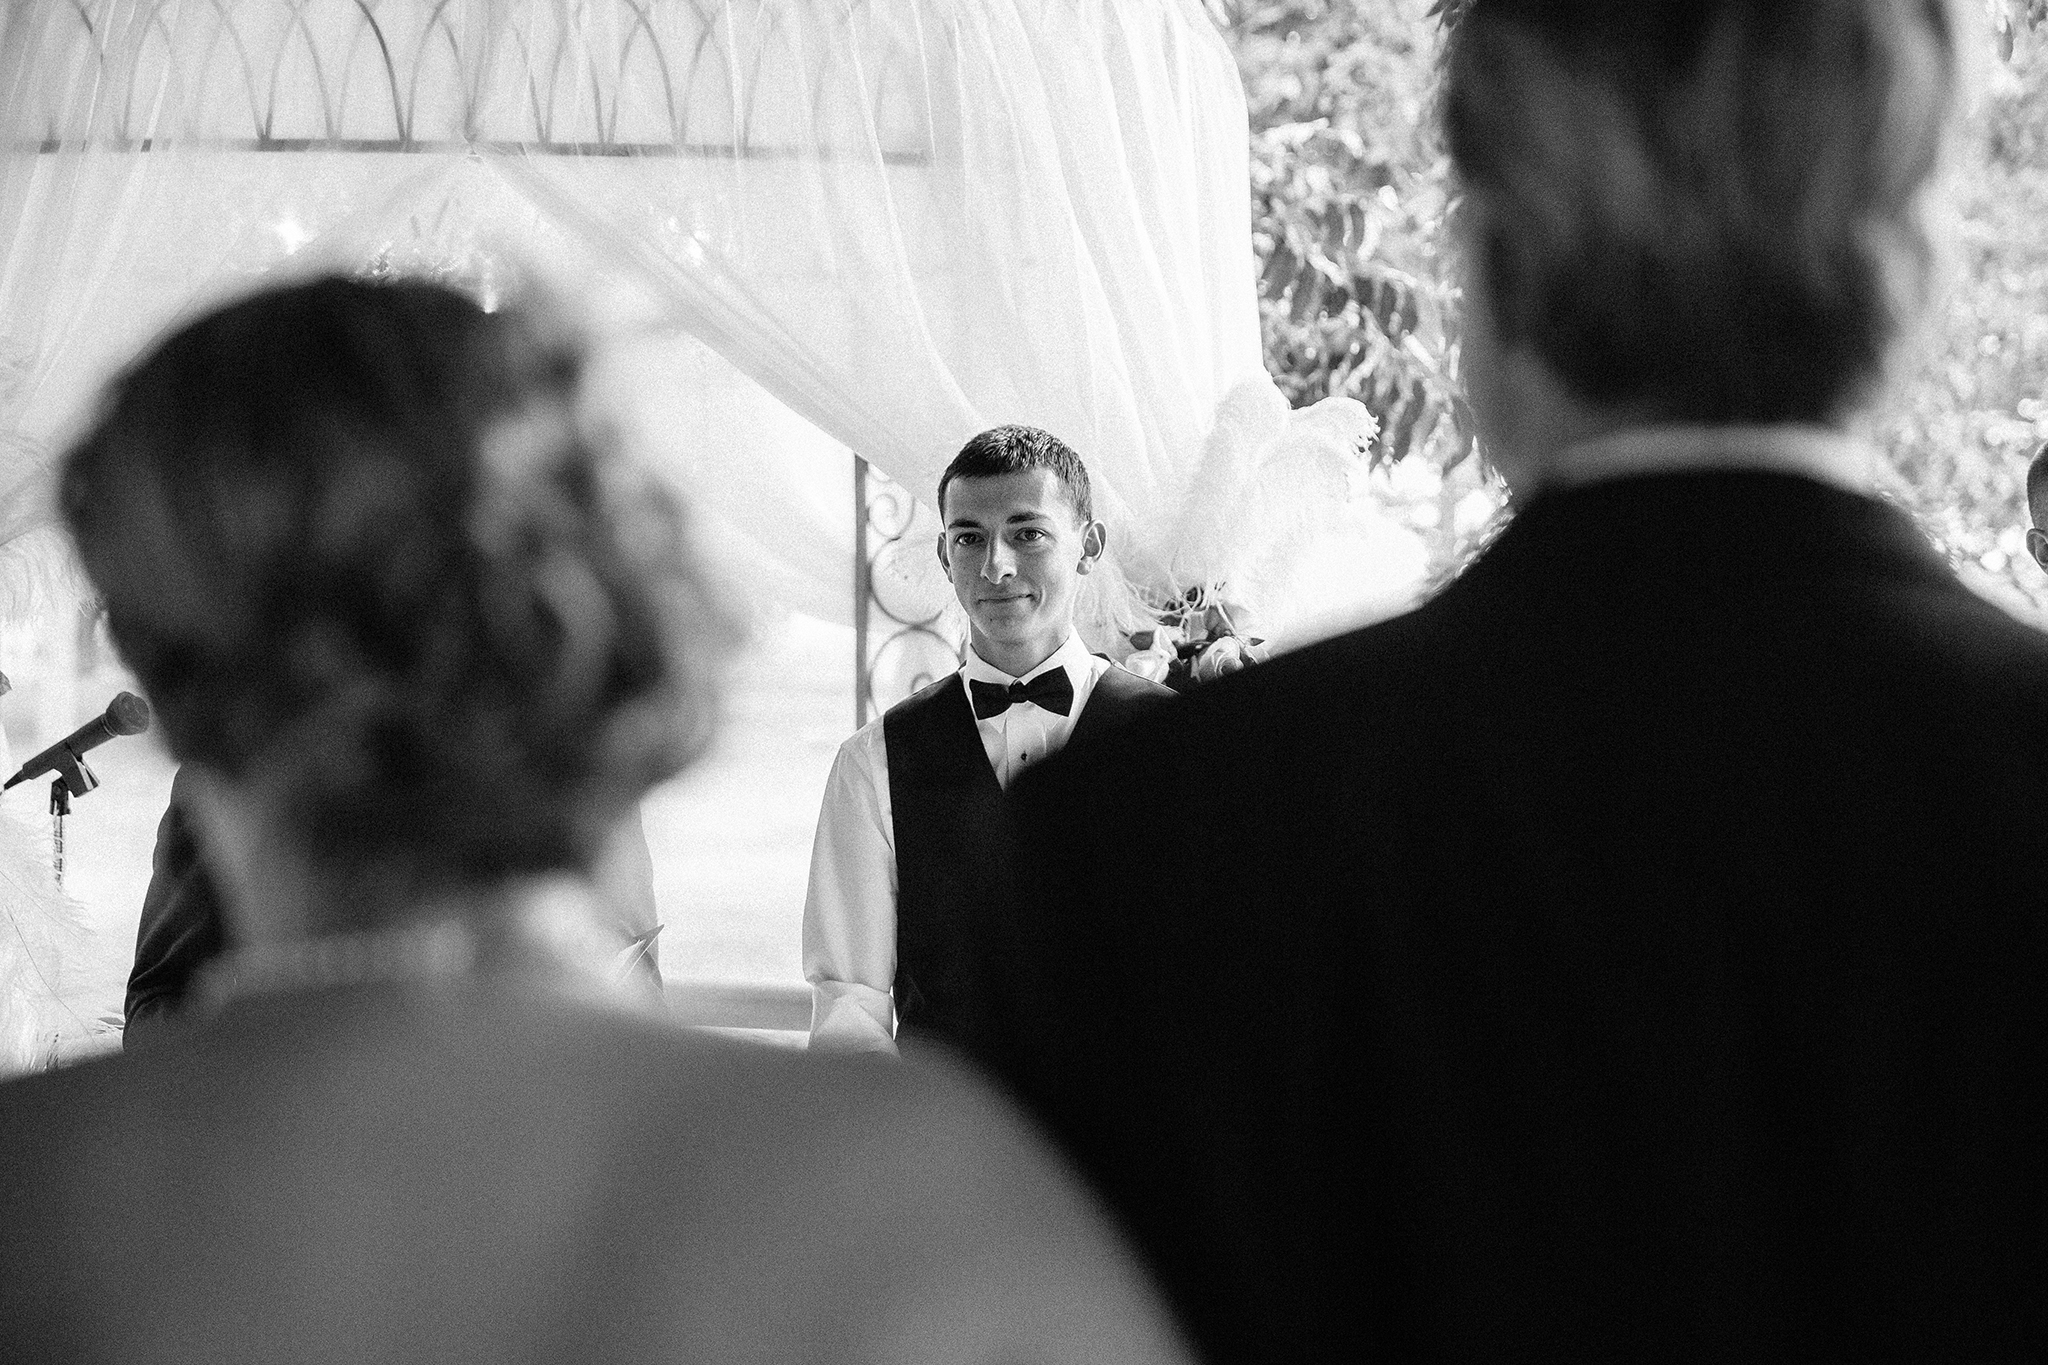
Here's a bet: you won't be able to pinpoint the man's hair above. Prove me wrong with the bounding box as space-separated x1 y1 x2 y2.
937 424 1093 524
1445 0 1964 425
2027 442 2048 528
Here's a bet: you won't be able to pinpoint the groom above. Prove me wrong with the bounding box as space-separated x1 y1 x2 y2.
803 425 1173 1052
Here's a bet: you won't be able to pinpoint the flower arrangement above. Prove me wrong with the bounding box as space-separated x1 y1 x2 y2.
1120 585 1266 693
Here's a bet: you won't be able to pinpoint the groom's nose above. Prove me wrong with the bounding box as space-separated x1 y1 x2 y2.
981 539 1016 581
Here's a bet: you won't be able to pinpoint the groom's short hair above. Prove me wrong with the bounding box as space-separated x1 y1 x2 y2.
1446 0 1964 426
938 424 1093 524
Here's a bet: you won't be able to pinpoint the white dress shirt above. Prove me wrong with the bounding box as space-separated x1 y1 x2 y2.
802 633 1112 1053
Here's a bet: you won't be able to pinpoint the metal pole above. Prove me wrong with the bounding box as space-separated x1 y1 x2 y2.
49 778 69 889
853 454 872 730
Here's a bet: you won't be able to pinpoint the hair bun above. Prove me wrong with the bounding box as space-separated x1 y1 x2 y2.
62 277 739 919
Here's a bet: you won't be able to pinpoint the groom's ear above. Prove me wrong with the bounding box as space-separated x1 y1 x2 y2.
935 530 951 572
2029 526 2048 574
1077 520 1106 574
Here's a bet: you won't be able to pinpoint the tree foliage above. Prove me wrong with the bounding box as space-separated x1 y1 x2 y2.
1220 0 1464 471
1214 0 1488 580
1219 0 2048 615
1873 12 2048 621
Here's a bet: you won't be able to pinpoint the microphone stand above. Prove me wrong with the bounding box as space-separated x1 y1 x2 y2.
6 691 152 890
43 750 99 890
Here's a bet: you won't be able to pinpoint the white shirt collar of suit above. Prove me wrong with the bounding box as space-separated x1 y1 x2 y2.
962 631 1093 688
1549 423 1875 497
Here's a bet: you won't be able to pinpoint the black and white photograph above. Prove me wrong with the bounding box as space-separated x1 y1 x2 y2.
1 0 2045 1359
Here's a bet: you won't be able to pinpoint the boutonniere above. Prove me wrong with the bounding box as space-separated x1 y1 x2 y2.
1122 586 1264 692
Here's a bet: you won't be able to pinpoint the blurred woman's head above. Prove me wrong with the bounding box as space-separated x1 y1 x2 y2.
1445 0 1967 476
62 276 731 931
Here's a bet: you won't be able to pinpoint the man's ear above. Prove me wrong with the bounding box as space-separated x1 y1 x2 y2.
2028 526 2048 573
1076 520 1106 574
935 530 950 573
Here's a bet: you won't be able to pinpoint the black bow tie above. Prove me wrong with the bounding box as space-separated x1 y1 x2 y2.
969 669 1075 719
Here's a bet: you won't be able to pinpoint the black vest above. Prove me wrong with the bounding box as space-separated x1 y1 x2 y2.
883 664 1172 1042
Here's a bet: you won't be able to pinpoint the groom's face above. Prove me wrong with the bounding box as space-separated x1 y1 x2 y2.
937 468 1103 667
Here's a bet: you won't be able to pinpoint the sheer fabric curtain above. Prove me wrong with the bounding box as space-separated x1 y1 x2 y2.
0 0 1381 1066
0 0 1372 639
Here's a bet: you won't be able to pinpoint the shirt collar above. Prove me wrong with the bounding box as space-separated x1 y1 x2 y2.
1547 423 1875 497
963 632 1091 687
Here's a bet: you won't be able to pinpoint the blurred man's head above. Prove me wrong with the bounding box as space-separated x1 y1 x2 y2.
1445 0 1967 490
2026 442 2048 572
935 425 1105 677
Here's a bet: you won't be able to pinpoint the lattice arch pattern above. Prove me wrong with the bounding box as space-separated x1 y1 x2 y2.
3 1 1375 658
8 0 935 157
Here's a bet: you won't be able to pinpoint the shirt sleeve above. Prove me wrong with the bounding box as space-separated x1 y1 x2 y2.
802 726 900 1054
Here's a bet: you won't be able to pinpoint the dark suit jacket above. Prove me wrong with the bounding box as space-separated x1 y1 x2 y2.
122 769 224 1044
971 470 2048 1363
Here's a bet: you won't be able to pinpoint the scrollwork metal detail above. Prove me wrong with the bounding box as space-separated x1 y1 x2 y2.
853 454 959 728
14 0 934 161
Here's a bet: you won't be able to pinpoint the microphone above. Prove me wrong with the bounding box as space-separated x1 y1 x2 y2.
4 691 152 795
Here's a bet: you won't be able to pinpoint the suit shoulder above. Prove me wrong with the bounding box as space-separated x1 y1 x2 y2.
1176 606 1440 720
0 1050 143 1168
1091 663 1178 703
857 673 967 757
881 673 965 722
1916 576 2048 663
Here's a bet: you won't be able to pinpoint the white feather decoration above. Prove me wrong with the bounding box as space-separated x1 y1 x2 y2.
0 411 103 1076
0 432 90 626
1165 378 1379 625
0 805 99 1077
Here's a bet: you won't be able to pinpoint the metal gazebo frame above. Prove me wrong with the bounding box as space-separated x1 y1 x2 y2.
11 0 989 1032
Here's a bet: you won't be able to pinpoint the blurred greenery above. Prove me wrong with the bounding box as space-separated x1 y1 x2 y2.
1226 3 1457 449
1214 0 2048 620
1876 7 2048 622
1214 0 1490 583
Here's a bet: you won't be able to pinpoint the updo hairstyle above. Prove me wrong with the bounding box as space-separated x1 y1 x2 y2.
1445 0 1964 425
61 277 733 926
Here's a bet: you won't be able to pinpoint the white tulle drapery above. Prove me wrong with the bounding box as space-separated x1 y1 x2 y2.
0 0 1382 642
0 0 1413 1065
